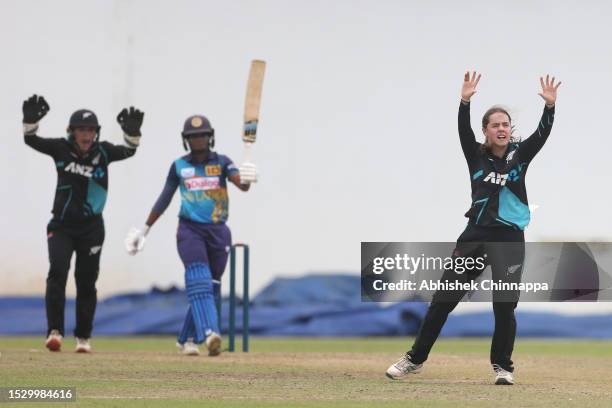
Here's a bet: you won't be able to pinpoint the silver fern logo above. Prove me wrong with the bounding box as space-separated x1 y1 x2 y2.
506 149 516 163
89 246 102 255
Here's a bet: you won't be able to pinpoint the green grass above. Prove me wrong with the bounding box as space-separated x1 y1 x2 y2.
1 337 611 407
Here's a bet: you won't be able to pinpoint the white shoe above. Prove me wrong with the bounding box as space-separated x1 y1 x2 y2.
205 332 222 357
75 337 92 353
176 340 200 356
45 330 63 352
493 364 514 385
386 353 423 379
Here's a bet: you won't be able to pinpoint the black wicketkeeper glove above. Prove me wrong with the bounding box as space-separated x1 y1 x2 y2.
117 106 144 137
117 106 144 148
22 94 50 124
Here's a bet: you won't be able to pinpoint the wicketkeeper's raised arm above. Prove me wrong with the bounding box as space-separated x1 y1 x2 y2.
101 106 145 162
117 106 144 149
22 94 56 155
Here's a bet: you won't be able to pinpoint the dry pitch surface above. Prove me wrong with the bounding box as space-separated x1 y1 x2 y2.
1 337 611 407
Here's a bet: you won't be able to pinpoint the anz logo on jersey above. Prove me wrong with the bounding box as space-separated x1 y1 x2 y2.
483 172 509 186
64 162 105 179
483 170 521 186
483 164 522 186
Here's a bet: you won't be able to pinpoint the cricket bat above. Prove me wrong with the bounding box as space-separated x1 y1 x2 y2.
243 60 266 163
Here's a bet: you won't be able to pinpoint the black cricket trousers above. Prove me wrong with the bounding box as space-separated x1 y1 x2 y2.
45 217 105 339
408 224 525 372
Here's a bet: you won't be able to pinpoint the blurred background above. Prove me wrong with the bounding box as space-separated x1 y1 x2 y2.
2 0 612 336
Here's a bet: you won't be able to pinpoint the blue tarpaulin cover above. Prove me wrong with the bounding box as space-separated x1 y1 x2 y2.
1 274 611 337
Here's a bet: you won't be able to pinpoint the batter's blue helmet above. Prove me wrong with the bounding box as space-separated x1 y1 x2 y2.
181 115 215 150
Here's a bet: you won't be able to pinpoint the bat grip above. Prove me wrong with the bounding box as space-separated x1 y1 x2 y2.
243 142 253 164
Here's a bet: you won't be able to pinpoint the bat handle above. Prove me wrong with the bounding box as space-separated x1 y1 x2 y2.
243 142 254 164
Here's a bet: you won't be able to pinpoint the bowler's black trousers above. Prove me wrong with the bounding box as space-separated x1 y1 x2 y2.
408 224 525 372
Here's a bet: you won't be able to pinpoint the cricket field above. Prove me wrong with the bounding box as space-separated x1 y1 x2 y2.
0 337 611 407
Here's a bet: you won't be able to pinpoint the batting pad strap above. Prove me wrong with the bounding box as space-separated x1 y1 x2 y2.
213 280 221 303
123 133 140 148
23 123 39 136
177 307 196 344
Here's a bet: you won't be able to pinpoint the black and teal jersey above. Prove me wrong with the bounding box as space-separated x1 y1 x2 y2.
24 135 136 224
458 101 555 230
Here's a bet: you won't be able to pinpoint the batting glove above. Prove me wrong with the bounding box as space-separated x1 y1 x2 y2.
125 226 149 255
239 162 258 184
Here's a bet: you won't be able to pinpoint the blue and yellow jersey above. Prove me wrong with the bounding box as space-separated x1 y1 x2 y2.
152 152 239 224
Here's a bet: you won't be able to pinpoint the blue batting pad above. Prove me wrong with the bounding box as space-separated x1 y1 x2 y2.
184 262 219 342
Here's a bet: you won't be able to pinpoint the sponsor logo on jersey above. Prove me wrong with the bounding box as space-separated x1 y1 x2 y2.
184 176 220 191
483 171 509 186
92 167 105 179
64 162 94 178
508 169 519 182
181 167 195 178
205 164 222 176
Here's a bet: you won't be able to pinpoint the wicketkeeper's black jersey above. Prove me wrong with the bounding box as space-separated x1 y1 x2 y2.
458 101 555 230
24 135 136 224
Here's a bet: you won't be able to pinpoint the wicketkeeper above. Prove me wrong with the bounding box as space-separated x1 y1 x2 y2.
124 115 257 356
23 95 144 352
